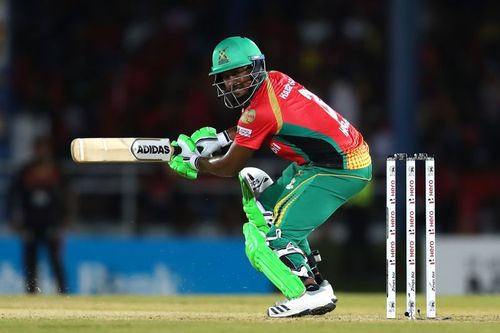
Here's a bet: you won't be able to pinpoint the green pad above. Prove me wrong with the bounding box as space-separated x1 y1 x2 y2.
239 173 269 232
243 222 305 299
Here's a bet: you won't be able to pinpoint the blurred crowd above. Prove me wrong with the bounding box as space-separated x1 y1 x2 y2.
5 0 500 236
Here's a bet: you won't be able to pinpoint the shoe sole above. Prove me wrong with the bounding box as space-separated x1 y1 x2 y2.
287 309 312 318
268 301 336 318
310 301 336 316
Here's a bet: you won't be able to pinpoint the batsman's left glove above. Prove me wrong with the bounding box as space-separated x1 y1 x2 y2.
168 134 199 180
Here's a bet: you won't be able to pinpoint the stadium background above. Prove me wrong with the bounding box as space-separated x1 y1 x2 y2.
0 0 498 295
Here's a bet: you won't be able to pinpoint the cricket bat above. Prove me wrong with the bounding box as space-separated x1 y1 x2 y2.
71 138 180 163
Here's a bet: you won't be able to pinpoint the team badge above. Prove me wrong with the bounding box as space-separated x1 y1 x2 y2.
218 47 229 65
240 109 256 124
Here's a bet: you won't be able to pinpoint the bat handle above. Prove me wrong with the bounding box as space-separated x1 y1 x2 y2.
172 145 182 156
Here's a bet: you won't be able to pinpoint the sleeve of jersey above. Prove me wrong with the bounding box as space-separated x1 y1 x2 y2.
234 107 278 150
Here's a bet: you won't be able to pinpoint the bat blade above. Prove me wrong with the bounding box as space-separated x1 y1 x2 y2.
71 138 175 163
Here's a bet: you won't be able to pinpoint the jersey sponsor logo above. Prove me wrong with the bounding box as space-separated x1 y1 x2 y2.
270 142 281 153
240 109 256 124
237 126 252 137
285 177 296 190
279 77 296 100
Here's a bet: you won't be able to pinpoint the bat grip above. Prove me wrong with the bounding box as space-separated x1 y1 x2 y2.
172 145 182 156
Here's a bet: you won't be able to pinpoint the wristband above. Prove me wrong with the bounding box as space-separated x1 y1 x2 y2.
217 130 233 147
189 155 200 170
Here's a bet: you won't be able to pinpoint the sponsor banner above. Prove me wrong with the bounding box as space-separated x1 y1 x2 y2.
0 236 272 294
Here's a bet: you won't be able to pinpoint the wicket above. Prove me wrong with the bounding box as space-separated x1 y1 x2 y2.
386 153 436 319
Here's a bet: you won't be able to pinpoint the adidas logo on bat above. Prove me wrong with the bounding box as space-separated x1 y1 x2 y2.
131 139 172 161
135 145 170 154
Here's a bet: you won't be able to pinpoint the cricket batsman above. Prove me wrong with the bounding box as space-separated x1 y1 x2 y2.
168 36 372 317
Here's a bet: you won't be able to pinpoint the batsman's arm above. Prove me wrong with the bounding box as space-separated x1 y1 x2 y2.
195 143 254 177
224 126 237 141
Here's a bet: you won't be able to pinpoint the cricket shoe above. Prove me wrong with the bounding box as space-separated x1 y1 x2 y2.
319 280 338 304
267 285 336 318
309 280 338 316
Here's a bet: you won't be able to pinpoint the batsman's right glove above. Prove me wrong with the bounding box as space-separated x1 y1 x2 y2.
191 127 232 157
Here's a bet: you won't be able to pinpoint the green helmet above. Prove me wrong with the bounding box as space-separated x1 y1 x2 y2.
209 36 264 76
209 36 267 108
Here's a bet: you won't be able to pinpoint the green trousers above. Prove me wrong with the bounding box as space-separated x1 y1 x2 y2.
259 162 372 276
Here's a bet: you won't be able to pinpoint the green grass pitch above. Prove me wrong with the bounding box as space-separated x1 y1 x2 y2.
0 293 499 333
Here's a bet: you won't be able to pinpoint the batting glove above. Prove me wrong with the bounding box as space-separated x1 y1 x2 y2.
175 134 198 158
168 134 199 180
191 127 232 157
169 155 198 180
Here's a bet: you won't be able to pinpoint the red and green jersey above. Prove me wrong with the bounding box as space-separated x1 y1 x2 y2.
234 71 371 170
